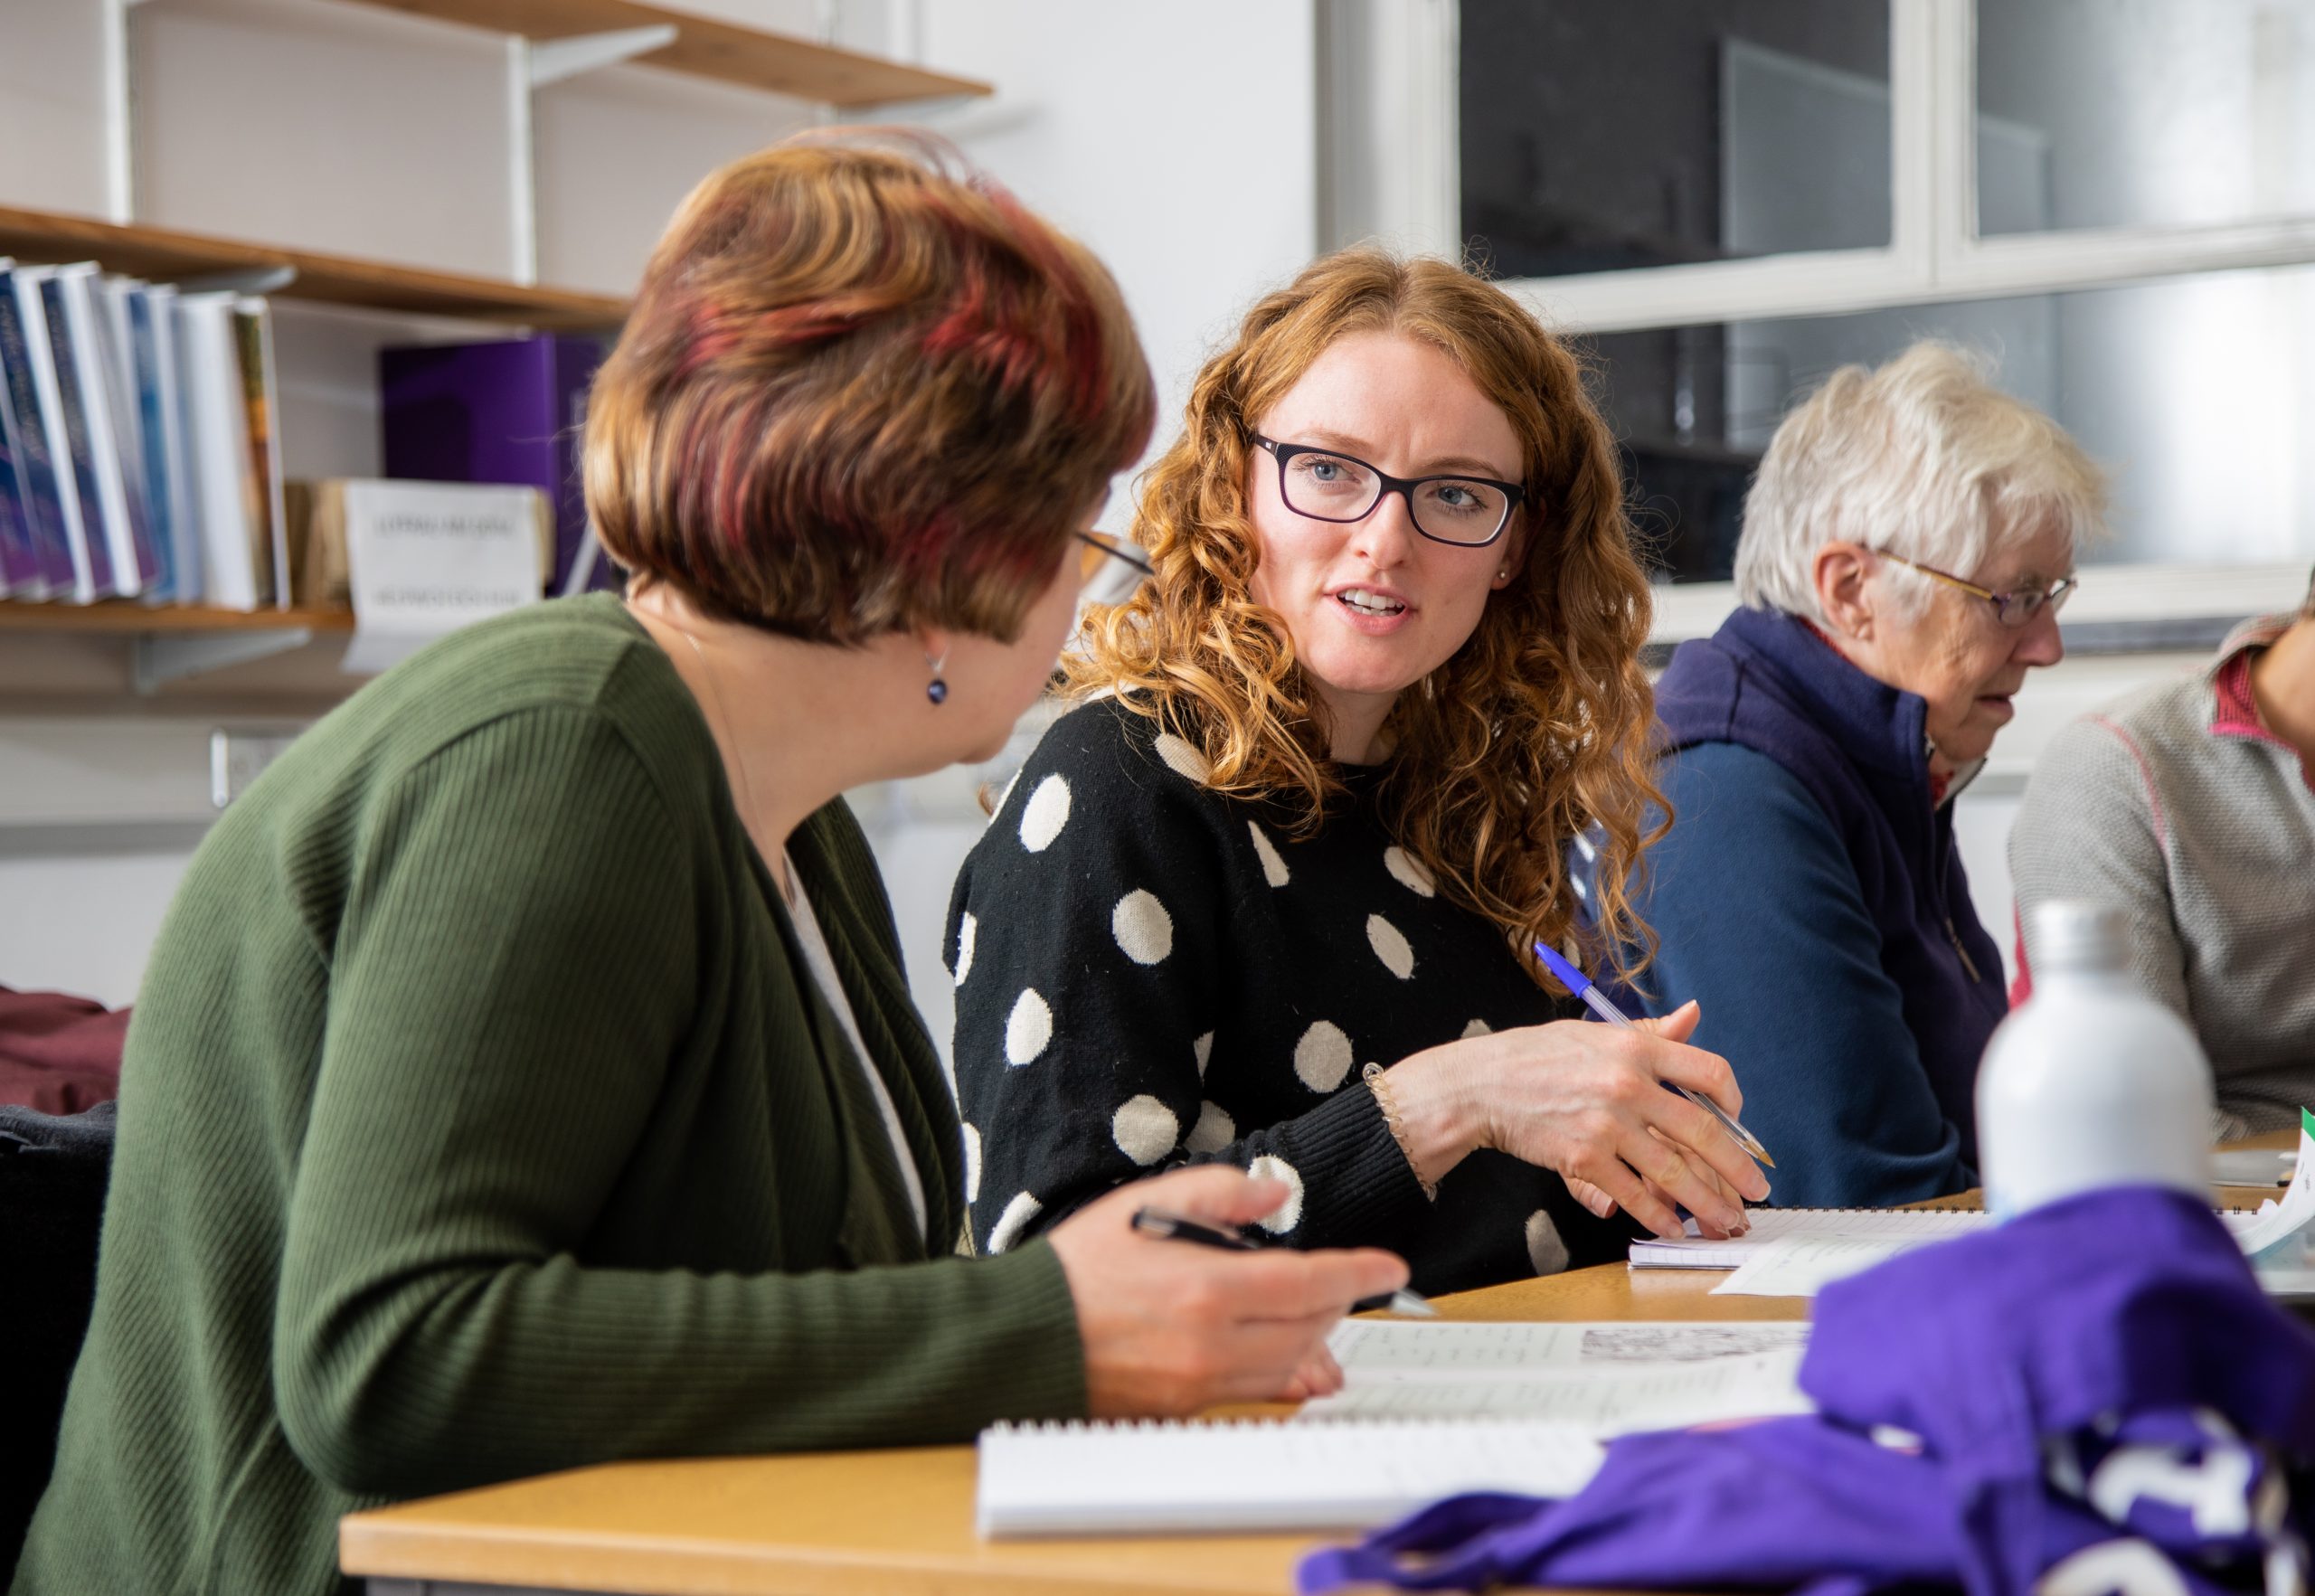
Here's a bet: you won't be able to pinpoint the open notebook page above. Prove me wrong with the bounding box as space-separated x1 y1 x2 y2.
1296 1348 1810 1427
1328 1318 1809 1373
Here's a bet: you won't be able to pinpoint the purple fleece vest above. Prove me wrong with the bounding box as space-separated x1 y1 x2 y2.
1650 606 2006 1167
1301 1186 2315 1596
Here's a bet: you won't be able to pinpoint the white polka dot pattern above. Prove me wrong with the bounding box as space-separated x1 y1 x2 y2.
1249 822 1290 888
1193 1032 1214 1077
1185 1100 1236 1153
1153 732 1213 784
1524 1209 1570 1275
1005 987 1053 1065
962 1121 983 1204
1018 774 1072 852
1292 1020 1354 1092
1111 1094 1179 1165
1384 845 1436 898
1247 1155 1305 1233
1366 914 1415 979
987 1190 1042 1254
1111 889 1174 965
1461 1018 1492 1039
951 912 977 987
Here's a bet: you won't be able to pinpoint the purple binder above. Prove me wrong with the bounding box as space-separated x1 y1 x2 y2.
380 334 609 595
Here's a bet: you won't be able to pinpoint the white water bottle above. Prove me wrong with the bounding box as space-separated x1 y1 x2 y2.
1976 900 2215 1218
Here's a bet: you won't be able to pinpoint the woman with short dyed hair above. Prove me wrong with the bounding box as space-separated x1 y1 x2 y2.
1597 340 2107 1209
14 134 1406 1596
949 250 1769 1299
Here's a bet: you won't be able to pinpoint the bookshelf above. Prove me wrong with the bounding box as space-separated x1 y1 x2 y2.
3 3 989 691
345 1 994 105
0 206 627 328
0 604 354 637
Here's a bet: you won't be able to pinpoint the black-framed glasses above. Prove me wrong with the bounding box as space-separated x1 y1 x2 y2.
1252 433 1525 548
1075 528 1155 590
1879 551 2078 628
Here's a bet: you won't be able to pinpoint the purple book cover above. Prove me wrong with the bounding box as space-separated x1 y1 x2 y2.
381 334 609 596
0 269 78 594
0 303 40 595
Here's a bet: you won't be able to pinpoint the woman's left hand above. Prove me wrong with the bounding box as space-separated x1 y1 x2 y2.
1560 1005 1752 1238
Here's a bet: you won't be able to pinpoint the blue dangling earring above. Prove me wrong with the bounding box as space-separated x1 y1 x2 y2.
926 651 950 705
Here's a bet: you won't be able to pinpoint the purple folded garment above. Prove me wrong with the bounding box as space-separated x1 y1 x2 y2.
1300 1186 2315 1596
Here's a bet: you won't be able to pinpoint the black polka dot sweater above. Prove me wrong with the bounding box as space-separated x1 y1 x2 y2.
946 694 1632 1298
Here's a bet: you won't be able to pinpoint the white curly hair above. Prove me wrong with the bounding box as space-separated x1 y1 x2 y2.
1734 341 2109 620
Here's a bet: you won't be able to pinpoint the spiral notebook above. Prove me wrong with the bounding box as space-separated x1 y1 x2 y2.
1629 1207 1992 1269
975 1418 1603 1537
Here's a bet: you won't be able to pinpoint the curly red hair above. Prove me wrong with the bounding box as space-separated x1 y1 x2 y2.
1065 249 1667 985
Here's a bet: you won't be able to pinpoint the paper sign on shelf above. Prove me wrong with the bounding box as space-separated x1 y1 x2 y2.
341 480 543 675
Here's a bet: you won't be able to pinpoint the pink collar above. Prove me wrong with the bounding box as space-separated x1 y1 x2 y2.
2209 613 2312 791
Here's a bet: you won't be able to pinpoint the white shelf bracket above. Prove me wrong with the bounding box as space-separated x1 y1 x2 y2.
528 26 678 88
133 628 316 695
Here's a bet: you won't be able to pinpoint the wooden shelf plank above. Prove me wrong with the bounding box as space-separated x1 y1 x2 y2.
0 206 628 327
0 602 357 636
348 0 993 106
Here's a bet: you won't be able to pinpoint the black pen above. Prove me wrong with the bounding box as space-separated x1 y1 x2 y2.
1130 1206 1436 1317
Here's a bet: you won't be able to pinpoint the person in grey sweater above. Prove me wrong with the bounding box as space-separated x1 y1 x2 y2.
2009 568 2315 1138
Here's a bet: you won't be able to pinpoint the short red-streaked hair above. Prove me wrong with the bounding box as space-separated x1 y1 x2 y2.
585 129 1155 644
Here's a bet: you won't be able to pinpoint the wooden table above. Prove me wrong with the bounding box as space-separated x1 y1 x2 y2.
343 1156 2298 1596
341 1261 1799 1596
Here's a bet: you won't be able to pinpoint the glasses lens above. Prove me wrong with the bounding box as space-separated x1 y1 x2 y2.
1078 536 1113 587
1077 533 1150 598
1279 450 1381 521
1996 581 2069 626
1412 479 1512 545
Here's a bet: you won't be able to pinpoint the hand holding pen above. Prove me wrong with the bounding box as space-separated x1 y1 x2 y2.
1533 944 1772 1238
1532 944 1774 1169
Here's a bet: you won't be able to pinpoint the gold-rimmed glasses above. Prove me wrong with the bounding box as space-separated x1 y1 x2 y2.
1879 551 2078 628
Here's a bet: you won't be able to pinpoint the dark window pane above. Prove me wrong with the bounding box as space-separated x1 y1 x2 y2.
1460 1 1893 277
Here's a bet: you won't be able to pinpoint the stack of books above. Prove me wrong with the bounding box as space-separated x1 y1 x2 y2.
0 257 288 610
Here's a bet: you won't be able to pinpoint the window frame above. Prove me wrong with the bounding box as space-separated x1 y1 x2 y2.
1349 0 2315 332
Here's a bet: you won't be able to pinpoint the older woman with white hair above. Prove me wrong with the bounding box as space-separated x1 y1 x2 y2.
1598 341 2104 1208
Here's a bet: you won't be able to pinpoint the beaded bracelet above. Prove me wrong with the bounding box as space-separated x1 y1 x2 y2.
1363 1061 1439 1202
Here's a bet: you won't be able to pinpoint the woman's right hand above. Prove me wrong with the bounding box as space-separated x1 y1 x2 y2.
1045 1166 1410 1420
1383 1001 1769 1239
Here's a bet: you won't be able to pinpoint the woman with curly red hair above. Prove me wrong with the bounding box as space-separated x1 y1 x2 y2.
14 136 1404 1596
950 250 1768 1296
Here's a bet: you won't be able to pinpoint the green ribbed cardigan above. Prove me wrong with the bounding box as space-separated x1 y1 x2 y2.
10 595 1084 1596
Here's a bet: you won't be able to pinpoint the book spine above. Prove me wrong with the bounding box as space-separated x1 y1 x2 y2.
41 273 121 599
17 270 97 601
71 270 159 599
0 265 43 596
124 286 179 603
144 285 201 606
232 298 288 609
0 269 69 599
175 292 259 612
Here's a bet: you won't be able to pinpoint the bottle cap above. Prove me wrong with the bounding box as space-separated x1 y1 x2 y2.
2031 899 2127 974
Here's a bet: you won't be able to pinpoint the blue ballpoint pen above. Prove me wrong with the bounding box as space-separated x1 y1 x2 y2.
1532 942 1776 1169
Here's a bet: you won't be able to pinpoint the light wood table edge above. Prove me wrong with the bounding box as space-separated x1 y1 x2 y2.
343 1150 2301 1595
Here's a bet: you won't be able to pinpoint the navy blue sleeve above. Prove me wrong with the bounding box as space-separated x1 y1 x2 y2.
1628 741 1971 1207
